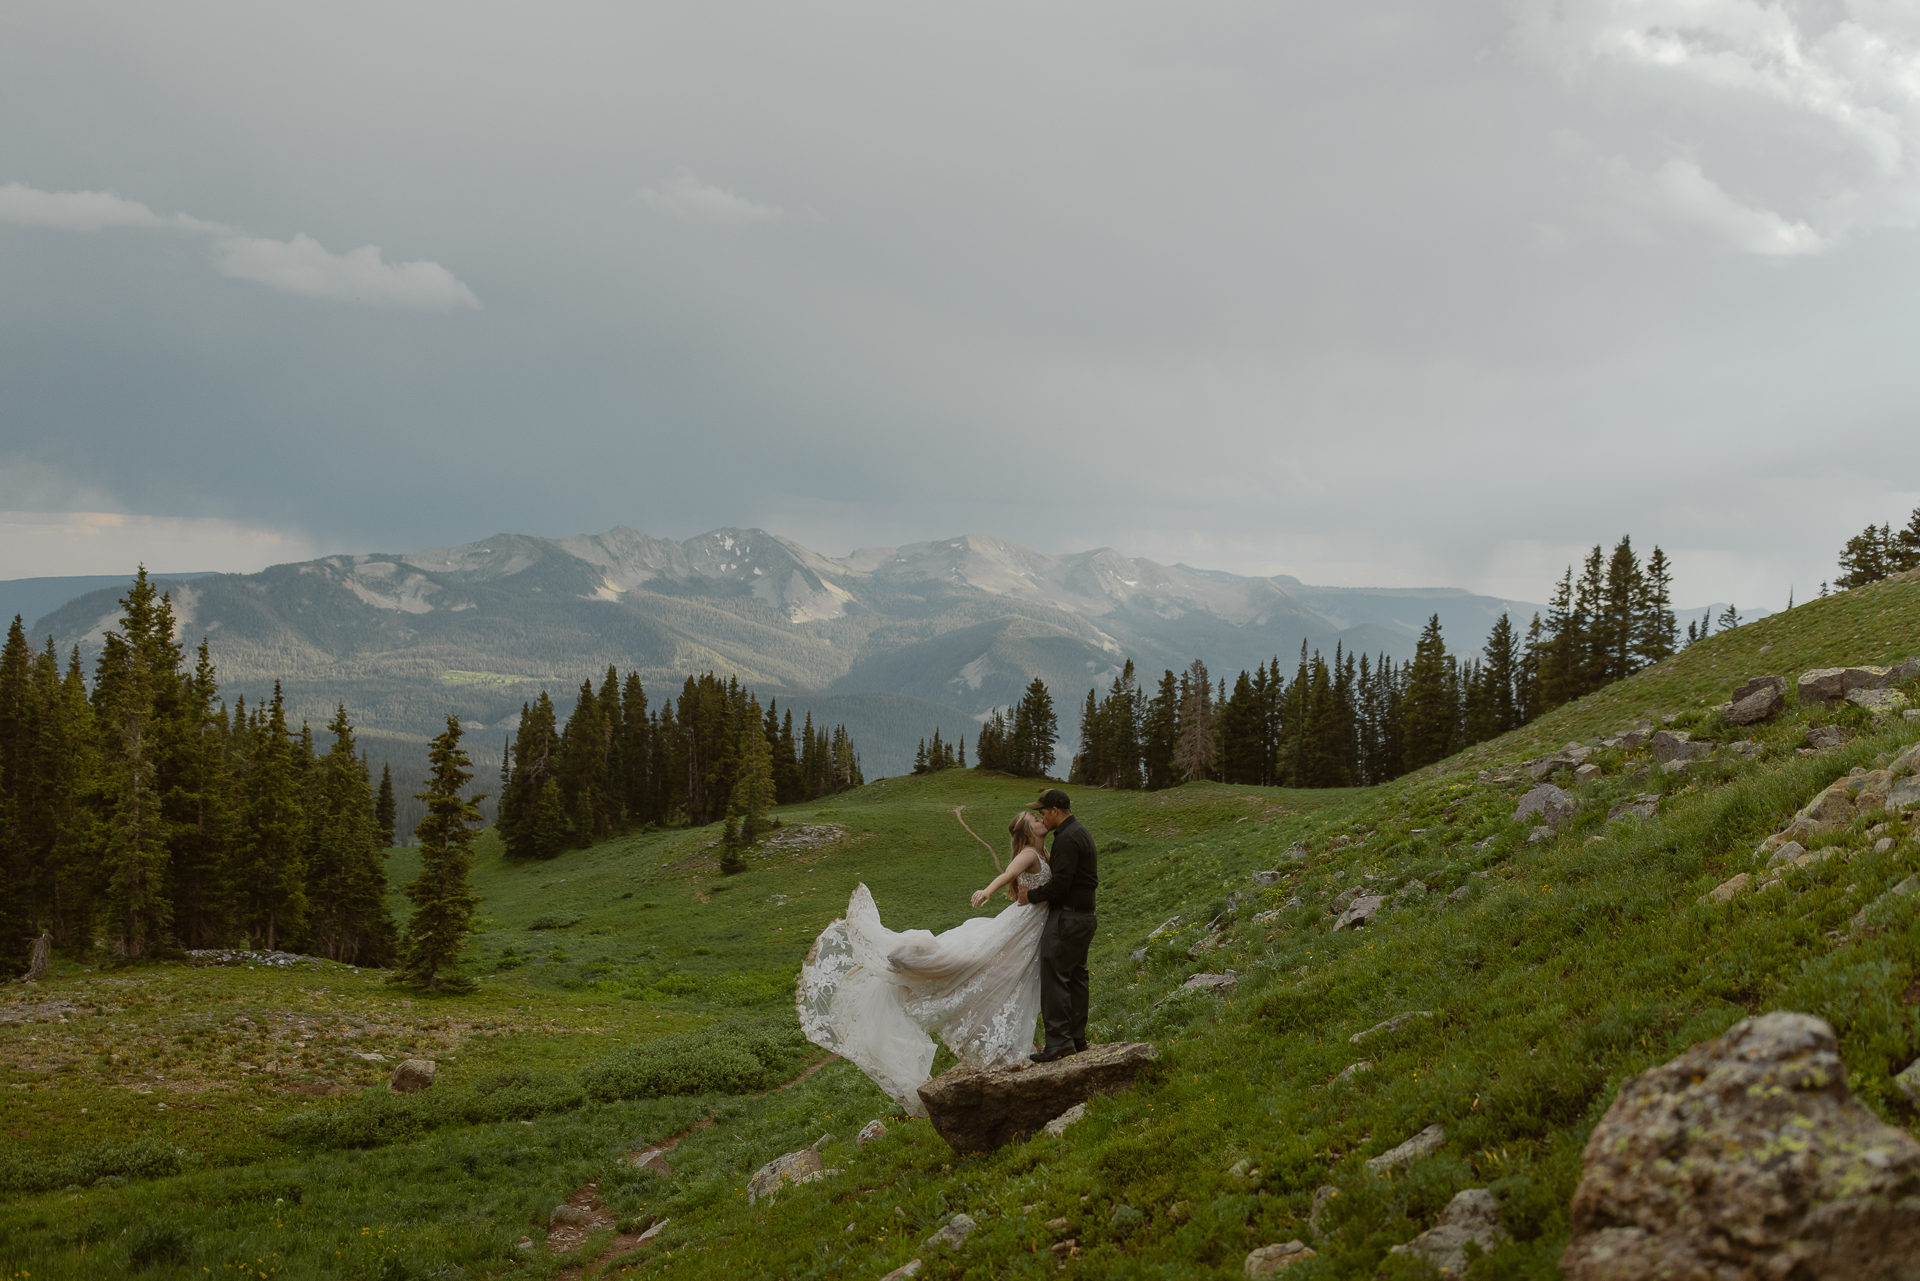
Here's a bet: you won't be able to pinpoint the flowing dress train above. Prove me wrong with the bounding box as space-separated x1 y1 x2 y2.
796 861 1051 1116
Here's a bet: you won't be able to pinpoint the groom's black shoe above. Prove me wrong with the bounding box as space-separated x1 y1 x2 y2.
1074 1041 1087 1053
1029 1047 1072 1064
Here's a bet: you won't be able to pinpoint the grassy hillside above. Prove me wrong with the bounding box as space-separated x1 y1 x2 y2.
4 577 1919 1279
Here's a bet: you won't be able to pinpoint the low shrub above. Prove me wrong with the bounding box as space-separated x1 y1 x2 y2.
0 1137 183 1194
579 1022 812 1102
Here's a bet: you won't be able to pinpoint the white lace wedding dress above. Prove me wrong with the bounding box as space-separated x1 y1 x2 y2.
796 860 1051 1116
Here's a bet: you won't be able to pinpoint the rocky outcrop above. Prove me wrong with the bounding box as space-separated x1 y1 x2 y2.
1758 749 1920 856
389 1059 436 1093
917 1041 1158 1153
1606 795 1659 824
1561 1011 1920 1280
1850 688 1910 715
1042 1103 1086 1136
1800 665 1895 708
924 1213 975 1250
1649 730 1711 765
1515 784 1577 831
1390 1188 1506 1275
1182 972 1237 994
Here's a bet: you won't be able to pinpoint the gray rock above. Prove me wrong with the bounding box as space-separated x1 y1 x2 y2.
1350 1010 1434 1045
1608 799 1658 824
1650 730 1710 764
1183 972 1238 993
1309 1185 1340 1234
1561 1011 1920 1280
1895 1058 1920 1106
1251 870 1284 888
1042 1103 1086 1136
1766 840 1809 867
1726 682 1785 725
1726 739 1763 760
630 1147 673 1176
1515 783 1577 830
856 1119 887 1148
1700 873 1748 904
925 1213 975 1250
1329 885 1364 914
1731 674 1785 704
1146 915 1185 940
1244 1240 1317 1275
1801 665 1893 708
916 1041 1158 1153
1392 879 1429 907
878 1261 922 1281
1892 657 1920 682
1848 688 1909 716
1108 1203 1143 1230
811 1132 836 1151
1130 947 1147 962
746 1147 826 1203
1574 763 1604 784
549 1204 592 1227
1527 824 1553 844
1390 1188 1506 1275
1332 895 1383 932
389 1058 436 1094
1889 779 1920 812
1365 1123 1446 1174
1619 730 1650 750
1333 1060 1373 1083
1444 884 1470 904
1807 724 1850 750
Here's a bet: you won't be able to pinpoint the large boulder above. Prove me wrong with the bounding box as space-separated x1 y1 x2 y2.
1800 666 1893 708
1726 677 1785 725
1515 784 1577 831
917 1042 1158 1153
1331 895 1382 932
746 1147 831 1203
389 1059 436 1093
1649 730 1711 765
1561 1011 1920 1280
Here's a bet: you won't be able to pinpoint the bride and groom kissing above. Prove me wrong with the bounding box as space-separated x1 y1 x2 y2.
796 788 1099 1116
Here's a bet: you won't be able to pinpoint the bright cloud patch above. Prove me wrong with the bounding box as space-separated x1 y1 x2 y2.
640 170 784 225
1515 0 1920 253
0 181 477 307
213 233 480 309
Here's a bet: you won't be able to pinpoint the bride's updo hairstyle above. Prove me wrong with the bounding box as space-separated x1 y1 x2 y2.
1007 811 1046 860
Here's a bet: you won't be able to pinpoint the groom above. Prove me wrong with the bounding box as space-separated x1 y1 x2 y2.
1017 788 1098 1063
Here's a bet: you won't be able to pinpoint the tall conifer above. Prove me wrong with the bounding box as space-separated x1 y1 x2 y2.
399 716 484 991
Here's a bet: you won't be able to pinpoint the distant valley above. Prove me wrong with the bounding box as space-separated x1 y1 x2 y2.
23 527 1549 777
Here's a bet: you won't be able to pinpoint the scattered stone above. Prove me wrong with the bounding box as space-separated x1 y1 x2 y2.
1146 916 1186 941
878 1260 922 1281
1333 1060 1373 1084
1515 784 1578 830
1877 837 1897 854
1807 724 1850 750
1766 840 1809 867
1042 1103 1086 1137
1650 731 1711 765
856 1120 887 1148
1799 666 1883 707
1574 763 1604 784
1619 730 1650 750
1329 885 1364 914
1892 779 1920 813
549 1204 592 1227
1527 825 1553 844
1607 798 1658 824
1561 1011 1920 1279
1045 1217 1071 1235
1365 1124 1446 1174
1244 1240 1317 1275
352 1051 388 1063
1443 884 1469 905
1251 870 1284 888
388 1059 436 1094
1730 674 1784 704
917 1041 1159 1153
1893 657 1920 681
924 1213 975 1250
1182 972 1238 994
1390 1188 1507 1276
1393 880 1428 907
811 1132 836 1151
1700 873 1748 904
1726 739 1763 760
631 1148 672 1176
1895 1058 1920 1105
1186 933 1224 959
1849 688 1910 716
1131 947 1147 961
1332 895 1383 932
1351 1010 1434 1045
1309 1185 1339 1234
746 1147 827 1203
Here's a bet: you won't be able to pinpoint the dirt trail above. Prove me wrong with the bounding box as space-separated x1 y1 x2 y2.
547 1053 839 1278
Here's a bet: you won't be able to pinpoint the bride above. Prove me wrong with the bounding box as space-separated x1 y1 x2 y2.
796 812 1052 1115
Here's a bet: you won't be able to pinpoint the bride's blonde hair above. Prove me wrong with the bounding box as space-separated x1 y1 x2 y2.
1007 811 1046 861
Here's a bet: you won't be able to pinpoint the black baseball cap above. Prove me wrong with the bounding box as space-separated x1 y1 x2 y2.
1033 788 1072 812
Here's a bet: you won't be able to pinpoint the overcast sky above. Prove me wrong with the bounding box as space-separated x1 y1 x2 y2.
4 1 1917 609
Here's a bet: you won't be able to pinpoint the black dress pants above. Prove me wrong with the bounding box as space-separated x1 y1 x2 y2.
1039 906 1097 1054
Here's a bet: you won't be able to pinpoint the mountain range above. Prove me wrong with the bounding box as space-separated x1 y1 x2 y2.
27 527 1548 777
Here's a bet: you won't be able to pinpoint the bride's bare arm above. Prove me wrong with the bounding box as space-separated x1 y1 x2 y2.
971 848 1039 908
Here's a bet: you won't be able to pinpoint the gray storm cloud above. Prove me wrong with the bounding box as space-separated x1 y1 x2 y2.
2 1 1918 610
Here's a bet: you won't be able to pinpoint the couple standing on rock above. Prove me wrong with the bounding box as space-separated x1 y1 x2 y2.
796 788 1099 1115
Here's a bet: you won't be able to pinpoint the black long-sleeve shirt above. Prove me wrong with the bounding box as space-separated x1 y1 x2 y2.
1027 815 1097 912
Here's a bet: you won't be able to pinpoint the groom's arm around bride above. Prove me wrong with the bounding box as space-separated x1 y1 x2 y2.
1020 788 1098 1062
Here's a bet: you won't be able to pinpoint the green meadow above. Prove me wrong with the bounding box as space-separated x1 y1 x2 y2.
5 573 1920 1279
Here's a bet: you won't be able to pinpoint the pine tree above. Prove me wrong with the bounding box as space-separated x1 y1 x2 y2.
1836 523 1894 589
1400 614 1456 773
399 716 485 991
375 764 397 846
94 572 178 959
1142 670 1179 790
1172 660 1215 783
305 706 397 965
499 691 560 860
1010 679 1058 778
731 696 776 850
1635 546 1679 665
235 684 307 951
